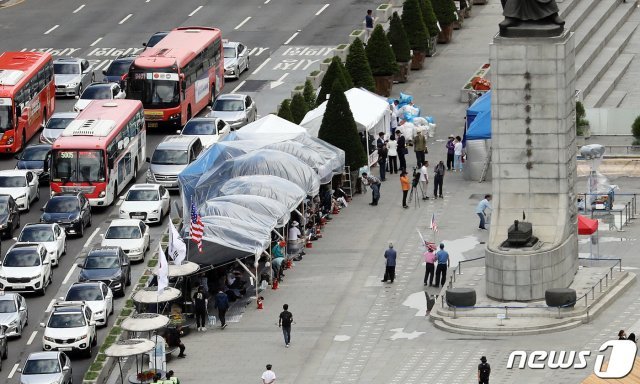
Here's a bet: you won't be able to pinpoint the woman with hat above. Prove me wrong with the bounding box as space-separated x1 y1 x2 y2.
287 221 303 260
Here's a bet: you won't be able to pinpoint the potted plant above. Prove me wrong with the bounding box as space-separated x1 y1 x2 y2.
376 4 392 22
576 101 590 139
316 57 352 106
432 0 457 43
421 0 440 56
307 70 323 89
350 29 366 44
387 12 411 83
365 25 398 96
334 43 349 62
402 0 429 70
345 38 376 91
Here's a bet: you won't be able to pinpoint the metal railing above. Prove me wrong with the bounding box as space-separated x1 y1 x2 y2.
576 144 640 156
577 192 638 229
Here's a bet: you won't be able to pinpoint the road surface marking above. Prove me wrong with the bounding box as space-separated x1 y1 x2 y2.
73 4 85 13
119 14 133 24
269 73 289 89
251 57 271 75
27 331 38 345
189 5 203 16
90 37 103 47
8 363 19 379
234 16 251 30
230 80 246 94
284 32 299 45
83 227 101 249
62 264 77 285
46 299 56 313
44 25 59 35
264 0 270 3
315 4 330 16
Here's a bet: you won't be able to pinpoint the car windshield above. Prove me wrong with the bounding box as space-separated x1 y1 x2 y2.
45 197 79 213
3 249 40 267
19 226 54 242
48 312 85 328
54 63 79 75
126 189 159 201
146 33 167 48
46 117 75 130
0 199 8 212
81 86 111 99
105 226 141 239
182 121 217 135
66 286 102 301
0 176 25 188
0 105 12 132
84 255 119 269
151 149 188 165
0 300 16 313
23 359 61 374
51 150 105 183
223 47 236 59
213 99 244 112
105 60 132 77
21 146 50 161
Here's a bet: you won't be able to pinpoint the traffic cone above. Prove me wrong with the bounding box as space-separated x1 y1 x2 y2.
305 238 313 248
272 279 279 290
286 259 293 269
315 227 322 239
256 297 264 309
332 207 339 215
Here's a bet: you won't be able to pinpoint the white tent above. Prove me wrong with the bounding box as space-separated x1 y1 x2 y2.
234 114 307 140
300 88 391 167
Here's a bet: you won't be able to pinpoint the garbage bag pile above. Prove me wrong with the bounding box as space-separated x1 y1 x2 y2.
389 92 437 138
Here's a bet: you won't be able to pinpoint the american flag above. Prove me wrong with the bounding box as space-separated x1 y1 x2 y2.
190 202 204 253
430 213 438 233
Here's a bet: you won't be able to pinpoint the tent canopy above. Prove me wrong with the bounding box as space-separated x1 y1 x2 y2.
466 109 491 140
578 215 598 235
467 90 491 125
214 175 307 211
200 200 279 230
203 195 290 228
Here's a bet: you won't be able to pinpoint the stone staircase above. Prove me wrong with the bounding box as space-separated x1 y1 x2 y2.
557 0 639 107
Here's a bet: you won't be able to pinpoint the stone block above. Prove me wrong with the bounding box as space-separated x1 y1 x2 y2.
532 283 544 299
486 281 502 299
486 266 498 283
527 163 559 179
526 59 564 75
503 256 516 271
516 284 532 300
516 270 531 285
502 285 517 301
543 266 554 282
515 255 531 271
494 59 527 75
496 45 527 60
525 44 558 59
530 267 542 282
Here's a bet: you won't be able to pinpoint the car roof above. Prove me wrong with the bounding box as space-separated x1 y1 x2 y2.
53 191 83 198
22 223 55 230
108 219 144 227
88 246 121 255
9 243 43 252
24 143 52 150
216 93 245 101
0 169 30 177
186 117 219 124
0 292 19 301
53 57 83 64
52 305 84 313
156 135 199 150
129 184 162 191
50 112 79 119
27 351 63 361
70 281 104 289
223 41 241 49
85 83 113 89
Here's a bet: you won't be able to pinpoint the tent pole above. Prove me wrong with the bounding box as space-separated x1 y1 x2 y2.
235 258 257 281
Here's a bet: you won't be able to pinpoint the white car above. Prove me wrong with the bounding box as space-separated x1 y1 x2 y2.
16 224 67 267
179 117 231 148
101 219 150 262
119 184 171 224
73 82 126 112
223 40 250 79
0 292 28 337
0 170 39 211
62 282 113 327
0 244 52 296
41 301 97 358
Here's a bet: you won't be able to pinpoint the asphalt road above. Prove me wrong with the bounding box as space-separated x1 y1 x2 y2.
0 0 376 381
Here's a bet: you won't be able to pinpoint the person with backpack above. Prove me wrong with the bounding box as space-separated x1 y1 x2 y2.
433 160 445 198
278 304 294 347
214 289 230 329
478 356 491 384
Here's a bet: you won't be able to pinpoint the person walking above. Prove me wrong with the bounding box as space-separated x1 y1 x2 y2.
476 194 492 230
193 286 209 332
278 304 293 347
166 325 186 358
453 136 464 172
445 135 455 171
362 172 382 206
381 242 397 283
214 289 229 329
419 161 429 200
400 171 410 208
435 243 450 288
364 10 374 43
424 244 436 286
387 136 398 174
433 160 445 198
413 129 427 167
261 364 277 384
397 131 407 172
378 143 388 181
478 356 491 384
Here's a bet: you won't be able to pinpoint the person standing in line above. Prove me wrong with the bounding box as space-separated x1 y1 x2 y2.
278 304 293 347
476 194 492 230
400 170 410 208
453 136 464 172
376 132 385 150
193 285 209 332
435 243 450 288
424 244 437 286
390 104 398 136
433 160 445 198
619 330 627 340
214 289 229 329
413 129 427 167
364 10 374 43
419 161 429 200
387 136 398 174
445 135 455 171
381 243 397 283
362 172 382 206
397 131 407 172
261 364 277 384
378 143 388 181
478 356 491 384
628 333 636 343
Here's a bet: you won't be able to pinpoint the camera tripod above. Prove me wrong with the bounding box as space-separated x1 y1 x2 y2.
407 181 424 208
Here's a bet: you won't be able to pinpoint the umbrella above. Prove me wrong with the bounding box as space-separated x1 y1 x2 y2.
578 214 599 258
105 338 155 358
132 287 181 304
121 313 170 333
152 261 200 278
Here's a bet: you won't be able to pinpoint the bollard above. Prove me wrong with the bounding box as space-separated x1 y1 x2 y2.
453 306 457 319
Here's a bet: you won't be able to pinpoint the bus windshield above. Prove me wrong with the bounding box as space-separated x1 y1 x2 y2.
52 150 105 183
128 71 180 108
0 105 12 132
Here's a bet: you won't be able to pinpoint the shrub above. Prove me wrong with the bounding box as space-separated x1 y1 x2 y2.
422 0 440 38
365 25 398 76
84 371 99 381
316 57 352 106
631 115 640 139
432 0 458 25
402 0 429 52
277 99 294 122
303 80 316 110
387 12 411 63
346 38 375 91
290 93 309 124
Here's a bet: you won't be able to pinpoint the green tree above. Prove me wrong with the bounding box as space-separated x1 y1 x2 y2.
421 0 440 38
365 25 398 76
303 79 316 110
432 0 458 25
345 38 375 91
632 115 640 145
387 12 411 63
290 93 309 124
402 0 428 52
277 99 293 122
318 80 367 170
316 57 351 106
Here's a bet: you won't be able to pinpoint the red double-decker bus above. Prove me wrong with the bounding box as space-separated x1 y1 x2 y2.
0 51 55 153
50 100 146 207
126 27 224 128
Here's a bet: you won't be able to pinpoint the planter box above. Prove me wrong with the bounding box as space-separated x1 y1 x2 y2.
373 75 393 97
333 44 349 62
319 57 333 72
350 29 366 44
453 10 464 29
394 62 410 83
291 86 304 98
473 0 487 4
410 51 426 70
437 24 454 44
376 4 392 22
460 63 490 103
390 0 403 6
426 36 438 57
307 71 324 89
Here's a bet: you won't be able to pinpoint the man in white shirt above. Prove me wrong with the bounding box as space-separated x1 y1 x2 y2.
419 161 429 200
261 364 276 384
389 105 398 136
287 221 303 259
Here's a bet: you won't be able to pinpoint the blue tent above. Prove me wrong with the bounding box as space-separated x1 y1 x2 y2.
465 90 491 141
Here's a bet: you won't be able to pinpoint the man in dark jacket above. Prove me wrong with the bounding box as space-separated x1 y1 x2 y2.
433 161 445 198
478 356 491 384
166 325 186 358
214 290 230 329
378 144 388 182
397 132 407 171
193 286 208 332
381 243 397 283
445 135 455 170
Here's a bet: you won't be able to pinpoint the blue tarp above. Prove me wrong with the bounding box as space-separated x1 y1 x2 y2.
465 90 491 141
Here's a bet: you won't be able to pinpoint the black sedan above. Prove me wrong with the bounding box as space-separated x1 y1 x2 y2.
15 144 51 182
78 247 131 297
40 192 92 237
0 194 20 239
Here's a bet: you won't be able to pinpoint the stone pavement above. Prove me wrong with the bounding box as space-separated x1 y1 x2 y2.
110 3 640 383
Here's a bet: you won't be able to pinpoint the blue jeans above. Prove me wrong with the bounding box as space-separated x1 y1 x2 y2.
379 157 386 181
282 326 291 345
477 212 486 229
371 183 380 204
454 155 463 171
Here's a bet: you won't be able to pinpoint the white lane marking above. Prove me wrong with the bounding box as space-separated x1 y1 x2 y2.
83 227 101 249
315 4 329 16
119 14 133 24
284 32 299 45
230 80 246 94
90 37 103 47
234 16 251 30
264 0 270 3
8 363 19 379
251 57 271 75
73 4 85 13
189 5 203 16
27 331 38 345
44 25 59 35
62 264 77 285
46 298 56 313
